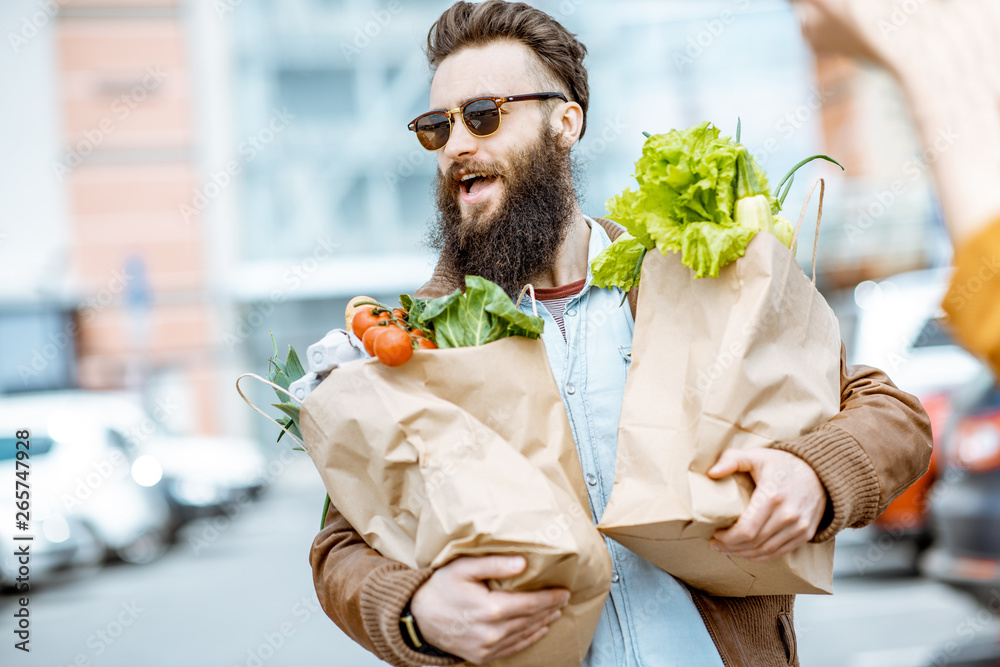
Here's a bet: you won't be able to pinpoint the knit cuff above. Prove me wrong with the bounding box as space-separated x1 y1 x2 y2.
770 422 881 543
360 565 462 667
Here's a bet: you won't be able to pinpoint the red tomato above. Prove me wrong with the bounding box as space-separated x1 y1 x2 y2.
415 337 437 350
362 325 385 357
352 306 380 339
374 326 414 367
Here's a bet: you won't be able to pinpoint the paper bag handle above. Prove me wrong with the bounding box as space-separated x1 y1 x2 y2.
791 177 826 284
516 283 539 317
235 372 307 450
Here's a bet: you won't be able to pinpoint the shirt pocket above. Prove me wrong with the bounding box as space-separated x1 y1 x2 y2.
618 345 632 383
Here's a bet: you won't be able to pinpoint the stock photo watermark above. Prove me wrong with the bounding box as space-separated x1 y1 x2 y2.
15 265 135 385
339 1 403 63
52 600 146 666
230 594 327 667
877 0 931 38
222 234 338 351
7 0 69 54
844 126 959 243
179 108 296 226
52 65 168 182
187 446 293 556
673 0 750 72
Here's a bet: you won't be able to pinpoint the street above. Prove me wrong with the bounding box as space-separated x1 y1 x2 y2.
0 455 387 667
2 455 997 667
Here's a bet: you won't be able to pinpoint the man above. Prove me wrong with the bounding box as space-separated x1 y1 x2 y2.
310 2 932 666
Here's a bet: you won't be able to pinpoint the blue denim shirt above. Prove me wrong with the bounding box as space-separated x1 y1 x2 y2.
518 218 725 667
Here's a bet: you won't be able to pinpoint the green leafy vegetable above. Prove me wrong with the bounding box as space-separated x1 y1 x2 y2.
267 331 305 449
591 233 649 291
415 276 544 348
592 121 843 284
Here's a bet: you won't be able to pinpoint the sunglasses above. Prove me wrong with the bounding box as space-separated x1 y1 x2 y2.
407 92 568 151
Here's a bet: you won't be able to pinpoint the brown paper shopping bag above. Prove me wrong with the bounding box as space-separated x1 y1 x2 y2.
299 335 612 667
597 230 841 596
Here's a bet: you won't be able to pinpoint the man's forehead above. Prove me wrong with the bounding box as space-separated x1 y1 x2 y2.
429 41 538 108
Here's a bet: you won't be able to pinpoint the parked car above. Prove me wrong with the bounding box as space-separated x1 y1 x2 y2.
143 433 268 525
0 396 173 567
923 368 1000 608
0 390 268 538
0 434 104 590
58 391 270 527
851 268 983 563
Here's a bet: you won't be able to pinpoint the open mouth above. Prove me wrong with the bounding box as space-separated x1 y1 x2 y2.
460 173 500 202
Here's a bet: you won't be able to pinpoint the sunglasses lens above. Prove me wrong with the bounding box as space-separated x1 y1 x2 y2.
415 113 451 150
463 99 501 136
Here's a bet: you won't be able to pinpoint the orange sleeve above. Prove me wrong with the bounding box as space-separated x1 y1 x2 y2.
943 216 1000 376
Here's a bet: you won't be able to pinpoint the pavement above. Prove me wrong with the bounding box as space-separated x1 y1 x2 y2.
2 455 998 667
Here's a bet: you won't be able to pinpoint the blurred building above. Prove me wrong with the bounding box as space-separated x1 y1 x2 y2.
2 0 944 439
812 53 951 290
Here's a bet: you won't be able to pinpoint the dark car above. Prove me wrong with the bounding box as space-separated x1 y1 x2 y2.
923 368 1000 609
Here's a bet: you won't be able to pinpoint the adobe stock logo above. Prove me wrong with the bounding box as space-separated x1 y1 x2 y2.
339 1 403 63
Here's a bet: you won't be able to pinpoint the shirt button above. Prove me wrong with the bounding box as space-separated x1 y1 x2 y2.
566 308 577 317
611 572 620 583
585 474 597 486
566 384 576 395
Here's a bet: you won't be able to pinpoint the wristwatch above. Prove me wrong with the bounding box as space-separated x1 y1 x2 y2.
400 600 455 658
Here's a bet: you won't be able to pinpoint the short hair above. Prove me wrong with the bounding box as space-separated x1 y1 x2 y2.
426 0 590 140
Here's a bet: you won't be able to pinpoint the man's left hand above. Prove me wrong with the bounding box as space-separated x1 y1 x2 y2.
706 448 828 562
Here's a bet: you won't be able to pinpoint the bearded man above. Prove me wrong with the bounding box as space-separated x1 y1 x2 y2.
309 2 932 666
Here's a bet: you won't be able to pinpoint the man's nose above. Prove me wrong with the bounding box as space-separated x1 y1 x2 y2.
442 113 479 160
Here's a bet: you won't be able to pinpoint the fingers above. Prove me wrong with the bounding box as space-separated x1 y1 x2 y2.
493 605 562 648
712 479 822 560
415 556 570 664
713 509 805 560
710 472 787 552
711 494 773 552
744 532 809 562
487 587 571 621
490 620 553 661
707 449 757 479
459 596 565 664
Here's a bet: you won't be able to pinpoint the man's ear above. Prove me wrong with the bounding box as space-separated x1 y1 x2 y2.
551 100 584 150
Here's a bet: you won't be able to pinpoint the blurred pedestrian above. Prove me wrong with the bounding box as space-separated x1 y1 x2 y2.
794 0 1000 376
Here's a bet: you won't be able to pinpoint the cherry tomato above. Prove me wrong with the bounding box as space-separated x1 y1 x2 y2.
392 308 407 321
362 324 385 357
374 326 414 367
415 337 437 350
345 296 375 332
352 306 380 339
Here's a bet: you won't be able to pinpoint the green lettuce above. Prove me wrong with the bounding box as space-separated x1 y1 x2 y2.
592 121 843 285
598 121 777 281
415 276 544 348
591 233 649 290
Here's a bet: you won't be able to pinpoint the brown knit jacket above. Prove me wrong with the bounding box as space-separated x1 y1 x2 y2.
309 217 933 667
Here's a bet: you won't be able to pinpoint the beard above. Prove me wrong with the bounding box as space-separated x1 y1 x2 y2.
427 124 578 298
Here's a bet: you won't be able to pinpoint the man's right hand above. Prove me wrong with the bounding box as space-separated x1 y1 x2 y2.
409 555 571 665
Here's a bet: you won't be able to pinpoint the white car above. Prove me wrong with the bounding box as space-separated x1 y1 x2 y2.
850 267 982 397
0 390 269 549
0 433 104 588
0 394 172 569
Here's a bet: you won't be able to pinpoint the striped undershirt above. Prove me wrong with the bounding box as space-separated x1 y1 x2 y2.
533 278 586 341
